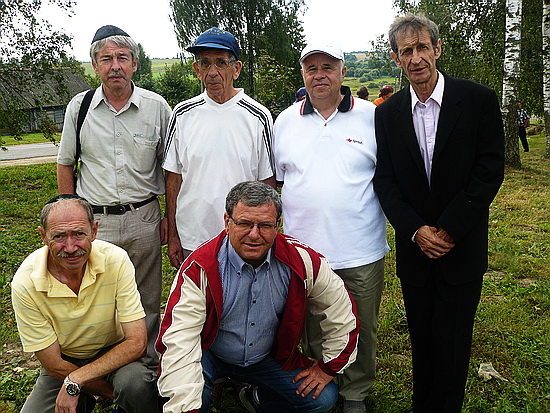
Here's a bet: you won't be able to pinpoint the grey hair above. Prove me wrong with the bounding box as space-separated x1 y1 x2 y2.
90 35 139 64
40 196 94 230
388 13 440 53
225 181 282 221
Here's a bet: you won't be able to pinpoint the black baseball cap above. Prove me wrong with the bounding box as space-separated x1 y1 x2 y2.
92 25 130 44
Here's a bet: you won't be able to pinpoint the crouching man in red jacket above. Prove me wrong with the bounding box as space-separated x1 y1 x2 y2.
156 181 360 413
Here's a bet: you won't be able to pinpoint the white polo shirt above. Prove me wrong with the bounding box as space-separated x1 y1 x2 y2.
273 87 389 269
163 89 274 250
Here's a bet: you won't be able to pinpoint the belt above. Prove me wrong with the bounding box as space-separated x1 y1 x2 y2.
91 196 157 215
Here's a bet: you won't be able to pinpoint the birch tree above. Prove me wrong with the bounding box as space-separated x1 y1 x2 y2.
543 0 550 157
502 0 522 168
394 0 543 120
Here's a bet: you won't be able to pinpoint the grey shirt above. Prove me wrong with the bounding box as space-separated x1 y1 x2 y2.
58 85 172 205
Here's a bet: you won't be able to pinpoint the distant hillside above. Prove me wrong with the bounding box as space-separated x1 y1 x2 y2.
350 52 369 61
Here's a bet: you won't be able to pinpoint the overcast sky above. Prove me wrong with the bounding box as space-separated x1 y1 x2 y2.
39 0 397 62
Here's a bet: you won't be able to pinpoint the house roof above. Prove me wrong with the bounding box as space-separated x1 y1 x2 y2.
0 68 90 110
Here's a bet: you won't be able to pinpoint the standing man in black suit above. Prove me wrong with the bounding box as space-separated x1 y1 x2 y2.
373 14 504 413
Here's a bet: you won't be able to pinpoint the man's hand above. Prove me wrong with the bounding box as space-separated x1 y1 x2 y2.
160 217 168 245
293 361 334 400
414 225 455 259
436 228 455 244
167 235 184 269
165 172 184 268
55 387 79 413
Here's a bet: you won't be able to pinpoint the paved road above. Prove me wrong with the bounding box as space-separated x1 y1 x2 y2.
0 142 58 167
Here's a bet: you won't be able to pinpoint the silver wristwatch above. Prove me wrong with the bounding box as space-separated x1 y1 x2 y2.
64 375 81 396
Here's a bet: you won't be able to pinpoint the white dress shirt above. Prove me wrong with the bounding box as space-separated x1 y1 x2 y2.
410 71 445 184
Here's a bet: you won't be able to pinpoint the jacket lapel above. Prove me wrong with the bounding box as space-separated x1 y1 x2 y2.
395 88 430 184
433 74 462 164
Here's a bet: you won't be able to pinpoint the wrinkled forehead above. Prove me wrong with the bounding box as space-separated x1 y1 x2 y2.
45 202 90 229
97 40 132 57
196 49 233 60
396 27 432 46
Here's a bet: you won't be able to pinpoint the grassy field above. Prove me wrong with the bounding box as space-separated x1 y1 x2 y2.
0 133 61 146
0 133 548 412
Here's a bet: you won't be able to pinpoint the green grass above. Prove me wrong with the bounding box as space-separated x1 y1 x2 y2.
1 133 61 146
0 134 548 412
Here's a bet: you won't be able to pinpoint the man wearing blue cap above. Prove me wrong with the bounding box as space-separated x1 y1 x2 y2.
57 25 172 377
162 27 275 270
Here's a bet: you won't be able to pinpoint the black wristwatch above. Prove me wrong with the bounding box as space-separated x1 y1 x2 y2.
64 375 81 396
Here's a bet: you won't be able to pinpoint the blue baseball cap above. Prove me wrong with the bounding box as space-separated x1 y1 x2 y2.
186 27 240 60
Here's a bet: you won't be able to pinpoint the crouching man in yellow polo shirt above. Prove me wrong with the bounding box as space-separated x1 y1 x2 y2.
11 195 160 413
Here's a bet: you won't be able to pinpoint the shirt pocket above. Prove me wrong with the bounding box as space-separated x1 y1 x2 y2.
130 134 160 172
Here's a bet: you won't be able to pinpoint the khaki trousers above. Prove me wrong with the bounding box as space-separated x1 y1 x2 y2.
94 199 162 369
302 258 385 401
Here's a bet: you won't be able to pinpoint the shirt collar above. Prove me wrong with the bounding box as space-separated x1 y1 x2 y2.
410 70 445 111
301 85 353 115
32 242 104 297
97 82 138 111
227 236 273 272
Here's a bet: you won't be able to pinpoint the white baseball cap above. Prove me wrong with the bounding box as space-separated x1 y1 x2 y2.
299 43 345 63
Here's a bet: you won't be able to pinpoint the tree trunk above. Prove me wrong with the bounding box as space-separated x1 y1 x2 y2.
502 0 522 169
543 0 550 157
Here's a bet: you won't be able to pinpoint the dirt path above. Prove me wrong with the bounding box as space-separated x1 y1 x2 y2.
0 156 57 167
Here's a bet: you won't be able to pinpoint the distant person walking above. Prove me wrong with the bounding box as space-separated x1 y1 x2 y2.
517 102 530 152
357 86 369 100
373 84 393 106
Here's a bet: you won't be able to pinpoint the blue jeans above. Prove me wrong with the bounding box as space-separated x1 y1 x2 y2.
201 350 338 412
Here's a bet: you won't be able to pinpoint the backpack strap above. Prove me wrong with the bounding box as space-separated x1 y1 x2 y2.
75 88 96 164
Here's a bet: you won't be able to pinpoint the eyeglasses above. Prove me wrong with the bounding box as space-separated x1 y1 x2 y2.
197 58 234 71
49 231 89 244
230 218 278 234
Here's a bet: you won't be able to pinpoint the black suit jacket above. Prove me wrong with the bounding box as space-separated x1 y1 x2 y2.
374 72 504 286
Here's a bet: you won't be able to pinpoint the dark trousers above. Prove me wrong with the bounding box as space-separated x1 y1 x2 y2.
518 126 529 152
401 265 483 413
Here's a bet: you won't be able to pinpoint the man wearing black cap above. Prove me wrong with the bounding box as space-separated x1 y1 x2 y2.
57 25 172 373
162 27 275 270
272 44 389 413
12 195 159 413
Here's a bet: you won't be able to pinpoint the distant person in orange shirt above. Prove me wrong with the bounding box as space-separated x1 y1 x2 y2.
373 84 393 106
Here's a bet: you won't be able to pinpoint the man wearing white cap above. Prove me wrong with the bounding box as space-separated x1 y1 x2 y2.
272 44 389 413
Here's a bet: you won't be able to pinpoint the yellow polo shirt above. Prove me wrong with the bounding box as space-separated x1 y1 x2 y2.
11 239 145 359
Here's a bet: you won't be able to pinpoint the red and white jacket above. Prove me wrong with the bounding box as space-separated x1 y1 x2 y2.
156 231 360 413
